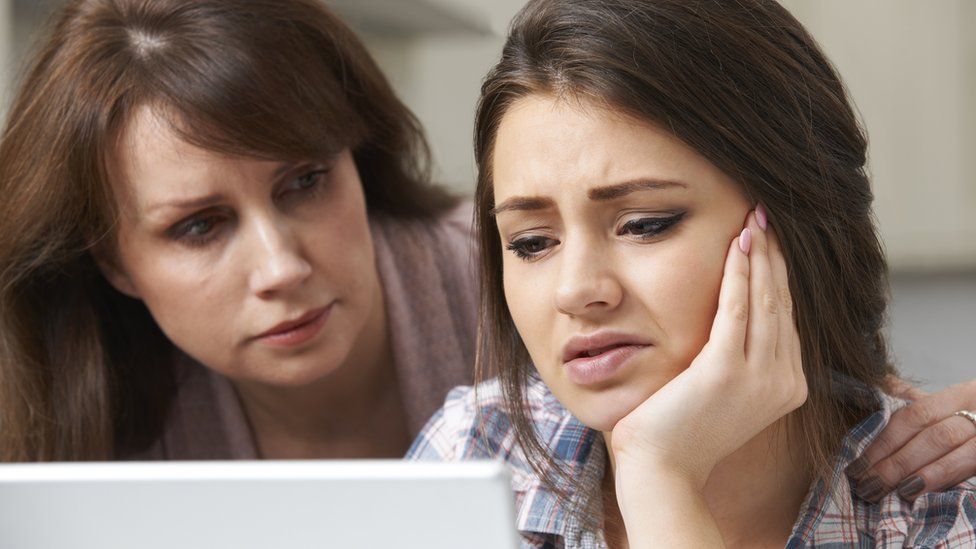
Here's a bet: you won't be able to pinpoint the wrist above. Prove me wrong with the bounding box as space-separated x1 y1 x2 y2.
613 456 709 499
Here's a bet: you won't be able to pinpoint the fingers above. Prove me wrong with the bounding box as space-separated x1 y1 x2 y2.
745 206 777 362
848 380 976 500
847 380 976 495
901 436 976 499
764 224 796 363
851 413 976 501
709 228 751 355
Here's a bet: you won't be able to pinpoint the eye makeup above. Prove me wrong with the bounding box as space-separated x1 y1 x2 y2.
504 210 687 261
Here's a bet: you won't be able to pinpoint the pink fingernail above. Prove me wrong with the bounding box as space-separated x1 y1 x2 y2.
756 204 768 230
739 228 751 254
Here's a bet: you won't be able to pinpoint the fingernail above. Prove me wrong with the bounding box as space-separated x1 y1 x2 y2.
853 475 886 501
739 228 751 254
896 475 925 499
846 456 871 478
755 204 768 230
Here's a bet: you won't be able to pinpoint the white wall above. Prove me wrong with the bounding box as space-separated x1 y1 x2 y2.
780 0 976 271
361 0 524 194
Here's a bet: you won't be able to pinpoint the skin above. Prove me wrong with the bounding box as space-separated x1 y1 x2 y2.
97 105 411 459
493 94 809 547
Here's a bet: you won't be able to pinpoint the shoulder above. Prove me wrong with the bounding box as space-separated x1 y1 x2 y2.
406 378 518 462
370 200 474 250
368 199 477 304
796 389 976 547
865 395 976 547
406 375 589 466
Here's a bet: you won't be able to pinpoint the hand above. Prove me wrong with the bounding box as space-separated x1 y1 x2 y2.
847 379 976 501
611 207 807 488
608 208 807 548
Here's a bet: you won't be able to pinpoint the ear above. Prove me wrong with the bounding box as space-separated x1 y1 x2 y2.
91 247 142 300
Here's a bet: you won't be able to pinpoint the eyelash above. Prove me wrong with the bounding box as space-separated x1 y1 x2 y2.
618 211 685 240
505 212 685 261
170 168 329 247
506 235 556 260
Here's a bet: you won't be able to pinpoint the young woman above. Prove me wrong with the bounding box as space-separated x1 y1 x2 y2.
408 0 976 546
0 0 478 461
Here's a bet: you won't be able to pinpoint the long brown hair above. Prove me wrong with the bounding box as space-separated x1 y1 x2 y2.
0 0 452 461
474 0 894 496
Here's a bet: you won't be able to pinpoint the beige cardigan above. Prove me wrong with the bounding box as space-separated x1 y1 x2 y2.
130 202 478 459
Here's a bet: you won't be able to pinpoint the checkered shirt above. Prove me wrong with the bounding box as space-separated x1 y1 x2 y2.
407 376 976 548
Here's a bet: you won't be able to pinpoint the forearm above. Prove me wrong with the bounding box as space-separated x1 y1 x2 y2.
615 464 725 548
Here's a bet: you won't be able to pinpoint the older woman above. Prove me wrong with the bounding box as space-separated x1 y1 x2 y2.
0 0 477 461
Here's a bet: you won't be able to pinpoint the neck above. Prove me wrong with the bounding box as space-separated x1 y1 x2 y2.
234 284 410 459
604 419 812 547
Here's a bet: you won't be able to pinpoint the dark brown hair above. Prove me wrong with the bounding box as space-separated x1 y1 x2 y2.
473 0 894 497
0 0 452 461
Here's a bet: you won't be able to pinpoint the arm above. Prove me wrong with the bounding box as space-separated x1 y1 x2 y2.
847 378 976 501
610 209 806 547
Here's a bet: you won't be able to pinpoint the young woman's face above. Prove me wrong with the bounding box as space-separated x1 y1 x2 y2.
100 106 383 387
493 95 752 431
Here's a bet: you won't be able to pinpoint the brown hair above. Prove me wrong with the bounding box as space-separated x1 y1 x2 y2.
0 0 452 461
473 0 894 498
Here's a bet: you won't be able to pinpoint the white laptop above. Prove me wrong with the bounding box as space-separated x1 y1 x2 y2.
0 460 520 549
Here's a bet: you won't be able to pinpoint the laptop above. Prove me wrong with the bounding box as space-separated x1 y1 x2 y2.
0 460 520 549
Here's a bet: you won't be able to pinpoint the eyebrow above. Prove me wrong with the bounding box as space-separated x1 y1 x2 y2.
490 196 556 216
491 178 687 216
587 178 687 200
146 193 226 216
145 162 301 216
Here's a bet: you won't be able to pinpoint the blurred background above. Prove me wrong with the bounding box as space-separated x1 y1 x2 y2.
0 0 971 390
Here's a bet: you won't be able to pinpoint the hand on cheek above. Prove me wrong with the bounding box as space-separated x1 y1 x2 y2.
610 205 808 490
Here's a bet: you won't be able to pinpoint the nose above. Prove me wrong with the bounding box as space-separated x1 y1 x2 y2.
247 215 312 297
553 237 623 317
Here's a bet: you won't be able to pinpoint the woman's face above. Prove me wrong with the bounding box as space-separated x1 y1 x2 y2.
493 95 752 431
100 106 383 387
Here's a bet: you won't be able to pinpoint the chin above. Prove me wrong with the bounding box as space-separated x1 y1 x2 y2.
242 344 348 388
559 383 660 433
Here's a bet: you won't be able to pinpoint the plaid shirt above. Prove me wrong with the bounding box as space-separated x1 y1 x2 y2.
407 377 976 548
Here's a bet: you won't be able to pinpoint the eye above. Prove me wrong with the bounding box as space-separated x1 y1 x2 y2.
280 168 328 199
172 213 226 247
618 212 685 240
294 170 323 190
506 235 558 261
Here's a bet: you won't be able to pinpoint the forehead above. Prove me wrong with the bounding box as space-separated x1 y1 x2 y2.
491 94 717 202
111 106 261 209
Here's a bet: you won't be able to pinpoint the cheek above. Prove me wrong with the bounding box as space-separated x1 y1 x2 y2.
305 175 377 302
626 234 729 363
502 256 555 359
125 246 241 365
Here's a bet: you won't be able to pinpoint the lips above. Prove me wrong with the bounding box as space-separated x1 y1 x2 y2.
561 331 651 386
253 303 333 348
561 331 651 362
